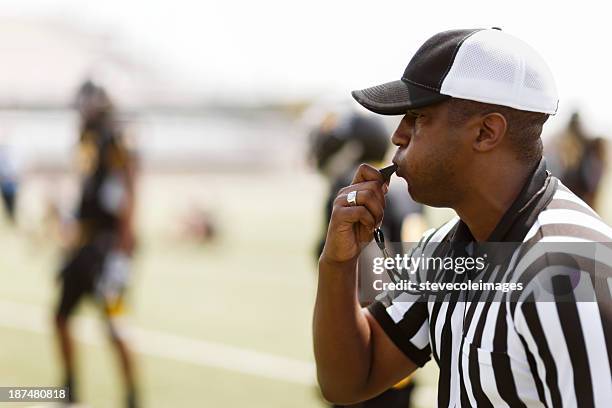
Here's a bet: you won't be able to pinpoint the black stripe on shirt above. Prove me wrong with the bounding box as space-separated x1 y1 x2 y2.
517 332 549 407
492 302 528 408
468 342 494 407
520 294 564 407
592 269 612 377
437 290 462 408
367 302 432 367
554 275 595 408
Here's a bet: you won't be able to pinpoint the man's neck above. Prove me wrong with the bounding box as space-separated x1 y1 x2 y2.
453 165 532 242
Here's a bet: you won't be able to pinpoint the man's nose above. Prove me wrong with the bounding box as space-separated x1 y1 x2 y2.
391 120 411 147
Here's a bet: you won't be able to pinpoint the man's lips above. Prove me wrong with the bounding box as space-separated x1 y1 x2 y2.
391 157 405 179
392 160 412 186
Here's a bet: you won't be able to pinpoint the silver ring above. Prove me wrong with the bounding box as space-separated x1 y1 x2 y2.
347 190 357 207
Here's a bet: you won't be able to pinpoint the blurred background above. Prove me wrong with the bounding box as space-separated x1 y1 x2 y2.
0 1 611 407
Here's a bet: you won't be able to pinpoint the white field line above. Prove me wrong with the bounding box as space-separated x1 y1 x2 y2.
0 300 316 386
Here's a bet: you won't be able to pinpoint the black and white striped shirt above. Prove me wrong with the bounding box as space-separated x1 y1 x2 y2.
369 161 612 407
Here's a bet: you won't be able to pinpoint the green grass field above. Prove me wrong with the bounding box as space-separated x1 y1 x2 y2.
0 171 329 407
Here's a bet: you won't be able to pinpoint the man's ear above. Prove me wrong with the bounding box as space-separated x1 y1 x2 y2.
473 113 507 152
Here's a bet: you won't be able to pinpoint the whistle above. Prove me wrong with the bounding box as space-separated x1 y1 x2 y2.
379 163 397 183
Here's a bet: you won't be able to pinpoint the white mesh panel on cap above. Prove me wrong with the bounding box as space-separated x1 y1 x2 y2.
440 29 558 114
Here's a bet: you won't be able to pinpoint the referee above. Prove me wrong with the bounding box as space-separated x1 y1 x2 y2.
313 28 612 407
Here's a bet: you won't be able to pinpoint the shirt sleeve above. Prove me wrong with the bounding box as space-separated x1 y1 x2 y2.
368 292 432 367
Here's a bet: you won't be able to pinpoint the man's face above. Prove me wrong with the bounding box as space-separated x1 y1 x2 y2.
391 100 470 207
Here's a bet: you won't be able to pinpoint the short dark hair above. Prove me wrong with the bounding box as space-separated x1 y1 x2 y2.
447 98 549 164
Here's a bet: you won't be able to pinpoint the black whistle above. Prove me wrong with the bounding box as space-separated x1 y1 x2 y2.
379 163 397 183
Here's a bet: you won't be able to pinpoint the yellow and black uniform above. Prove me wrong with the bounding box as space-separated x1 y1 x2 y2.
56 122 132 318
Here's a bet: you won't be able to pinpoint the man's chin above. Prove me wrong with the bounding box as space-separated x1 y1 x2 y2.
406 183 423 203
407 184 447 208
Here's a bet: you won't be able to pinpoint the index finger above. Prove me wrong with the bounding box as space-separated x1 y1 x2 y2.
351 163 386 185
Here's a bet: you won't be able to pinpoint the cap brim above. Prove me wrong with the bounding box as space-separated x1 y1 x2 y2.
351 80 450 115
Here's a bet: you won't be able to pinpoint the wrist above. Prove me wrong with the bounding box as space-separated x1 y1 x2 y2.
318 254 357 274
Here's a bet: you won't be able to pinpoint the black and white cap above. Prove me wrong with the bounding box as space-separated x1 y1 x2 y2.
352 28 558 115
